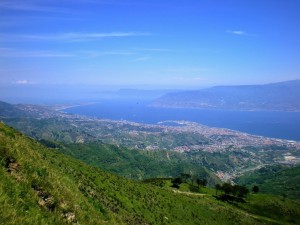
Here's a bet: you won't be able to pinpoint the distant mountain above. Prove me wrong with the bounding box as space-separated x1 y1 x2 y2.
151 80 300 111
0 101 66 119
116 89 176 99
0 101 28 118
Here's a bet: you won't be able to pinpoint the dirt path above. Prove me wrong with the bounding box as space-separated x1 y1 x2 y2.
172 190 207 196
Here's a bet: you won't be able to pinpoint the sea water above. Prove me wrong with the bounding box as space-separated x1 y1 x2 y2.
64 99 300 141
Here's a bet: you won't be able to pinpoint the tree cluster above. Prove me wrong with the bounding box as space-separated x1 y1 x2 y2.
171 173 208 190
215 183 249 202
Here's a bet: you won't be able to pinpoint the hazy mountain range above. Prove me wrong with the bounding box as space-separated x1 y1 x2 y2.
151 80 300 111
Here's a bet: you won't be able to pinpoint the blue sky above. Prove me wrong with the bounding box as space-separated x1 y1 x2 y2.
1 0 300 101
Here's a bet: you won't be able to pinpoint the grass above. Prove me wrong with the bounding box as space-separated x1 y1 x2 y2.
59 142 220 186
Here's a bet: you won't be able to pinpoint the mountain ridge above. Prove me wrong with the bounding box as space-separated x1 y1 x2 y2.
151 80 300 111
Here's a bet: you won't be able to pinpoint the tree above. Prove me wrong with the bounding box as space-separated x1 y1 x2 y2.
222 183 233 195
180 173 191 183
215 184 221 196
201 178 207 187
252 185 259 194
282 193 287 201
237 185 249 198
232 184 240 196
196 178 207 188
191 175 197 186
171 177 182 189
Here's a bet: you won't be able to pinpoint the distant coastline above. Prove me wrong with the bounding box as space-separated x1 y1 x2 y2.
51 102 97 111
149 104 300 112
63 100 300 141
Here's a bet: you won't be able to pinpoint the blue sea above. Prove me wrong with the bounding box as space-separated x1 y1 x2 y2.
64 99 300 141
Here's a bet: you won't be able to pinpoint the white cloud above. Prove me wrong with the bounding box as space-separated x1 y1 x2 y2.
63 32 149 40
226 30 257 37
0 48 139 58
25 52 75 57
134 48 173 52
133 56 149 61
0 49 75 58
1 32 150 42
163 67 210 73
102 51 135 55
13 79 38 85
0 0 77 14
227 30 247 35
15 80 29 84
193 77 205 81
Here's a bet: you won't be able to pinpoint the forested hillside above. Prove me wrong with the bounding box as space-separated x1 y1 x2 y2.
236 165 300 200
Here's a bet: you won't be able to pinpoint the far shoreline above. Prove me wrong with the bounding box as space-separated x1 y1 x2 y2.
51 102 98 111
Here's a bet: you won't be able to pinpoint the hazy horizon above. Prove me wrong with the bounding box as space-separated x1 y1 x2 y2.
0 79 299 104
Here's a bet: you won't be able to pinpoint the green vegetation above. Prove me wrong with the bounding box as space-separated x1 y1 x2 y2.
215 183 249 203
236 165 300 200
1 122 300 224
144 174 209 194
237 194 300 225
3 117 98 143
59 142 219 185
0 124 111 225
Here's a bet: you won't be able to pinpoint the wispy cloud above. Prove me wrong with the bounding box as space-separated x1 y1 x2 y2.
0 0 77 14
226 30 257 37
15 80 29 84
193 77 205 81
163 67 210 73
102 51 135 55
1 32 151 42
78 50 135 58
0 48 137 58
132 56 150 62
14 79 37 85
0 48 75 58
134 48 173 52
227 30 247 35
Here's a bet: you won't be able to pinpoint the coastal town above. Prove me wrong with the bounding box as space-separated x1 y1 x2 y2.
1 102 300 182
14 104 300 161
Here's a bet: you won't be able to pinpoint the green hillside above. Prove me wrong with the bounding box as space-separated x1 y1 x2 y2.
1 122 300 224
236 165 300 200
59 142 220 185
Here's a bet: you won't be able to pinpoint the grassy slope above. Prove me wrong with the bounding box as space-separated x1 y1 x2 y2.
60 142 220 185
1 122 300 225
236 165 300 200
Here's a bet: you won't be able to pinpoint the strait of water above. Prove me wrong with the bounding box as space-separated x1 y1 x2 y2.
64 99 300 141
